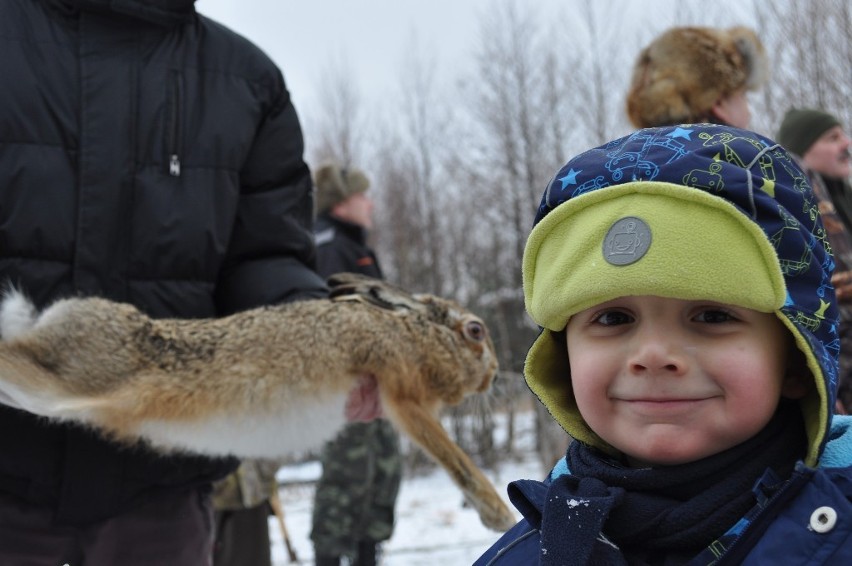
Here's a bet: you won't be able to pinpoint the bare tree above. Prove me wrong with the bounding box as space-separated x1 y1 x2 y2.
299 0 852 475
367 36 459 296
756 0 852 133
305 54 368 166
569 1 633 144
458 0 581 466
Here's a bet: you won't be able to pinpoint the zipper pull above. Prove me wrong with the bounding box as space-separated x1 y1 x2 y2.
169 154 181 177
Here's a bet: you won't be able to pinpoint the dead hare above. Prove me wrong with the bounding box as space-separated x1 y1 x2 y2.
0 273 515 531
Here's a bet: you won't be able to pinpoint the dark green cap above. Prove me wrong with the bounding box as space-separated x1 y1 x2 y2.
777 108 842 156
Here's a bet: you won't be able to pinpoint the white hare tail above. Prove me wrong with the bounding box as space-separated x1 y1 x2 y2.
0 288 37 340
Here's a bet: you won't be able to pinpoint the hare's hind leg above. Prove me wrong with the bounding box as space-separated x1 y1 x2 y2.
385 399 516 531
0 288 37 340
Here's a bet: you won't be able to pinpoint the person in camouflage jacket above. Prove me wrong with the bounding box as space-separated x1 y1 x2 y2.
310 163 403 566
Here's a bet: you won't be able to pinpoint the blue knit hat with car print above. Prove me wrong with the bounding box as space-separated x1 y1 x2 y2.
523 124 838 466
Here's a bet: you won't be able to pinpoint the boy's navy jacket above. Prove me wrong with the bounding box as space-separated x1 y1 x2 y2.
475 417 852 565
477 125 852 565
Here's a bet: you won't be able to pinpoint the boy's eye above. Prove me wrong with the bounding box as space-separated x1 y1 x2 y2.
693 309 736 324
593 310 634 326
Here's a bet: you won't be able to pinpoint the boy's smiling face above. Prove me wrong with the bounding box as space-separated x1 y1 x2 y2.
566 295 809 467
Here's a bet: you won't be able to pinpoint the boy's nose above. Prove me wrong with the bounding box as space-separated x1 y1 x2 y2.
627 325 688 376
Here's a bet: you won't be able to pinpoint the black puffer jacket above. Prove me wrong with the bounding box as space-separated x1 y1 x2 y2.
314 213 383 280
0 0 326 525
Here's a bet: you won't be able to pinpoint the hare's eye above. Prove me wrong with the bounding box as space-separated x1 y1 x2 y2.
463 320 486 342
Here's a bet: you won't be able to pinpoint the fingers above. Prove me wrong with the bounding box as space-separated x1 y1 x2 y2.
831 271 852 302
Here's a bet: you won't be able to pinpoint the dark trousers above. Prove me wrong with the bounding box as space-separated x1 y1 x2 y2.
0 488 214 566
213 503 272 566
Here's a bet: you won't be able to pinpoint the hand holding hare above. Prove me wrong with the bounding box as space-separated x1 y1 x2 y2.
0 273 515 530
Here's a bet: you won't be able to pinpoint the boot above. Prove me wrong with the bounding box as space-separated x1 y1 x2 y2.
354 539 377 566
314 554 340 566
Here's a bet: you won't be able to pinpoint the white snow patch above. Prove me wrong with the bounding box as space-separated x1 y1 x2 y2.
268 409 547 564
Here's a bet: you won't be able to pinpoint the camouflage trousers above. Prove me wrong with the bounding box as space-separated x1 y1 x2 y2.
310 419 402 558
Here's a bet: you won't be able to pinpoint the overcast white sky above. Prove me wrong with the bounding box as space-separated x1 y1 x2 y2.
194 0 760 149
196 0 516 119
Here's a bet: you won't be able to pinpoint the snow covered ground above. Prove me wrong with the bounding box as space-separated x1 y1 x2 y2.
269 410 545 565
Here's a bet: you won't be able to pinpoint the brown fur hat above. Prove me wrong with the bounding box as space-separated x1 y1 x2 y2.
313 163 370 214
626 26 768 128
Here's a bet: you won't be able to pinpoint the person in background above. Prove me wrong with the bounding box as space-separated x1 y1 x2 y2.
310 163 403 566
476 123 852 565
0 0 326 564
212 459 282 566
778 107 852 414
626 25 768 129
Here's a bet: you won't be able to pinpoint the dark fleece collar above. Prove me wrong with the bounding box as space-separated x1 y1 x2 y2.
512 402 807 566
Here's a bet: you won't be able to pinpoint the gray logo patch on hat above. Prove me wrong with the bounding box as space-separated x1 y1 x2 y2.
603 216 652 266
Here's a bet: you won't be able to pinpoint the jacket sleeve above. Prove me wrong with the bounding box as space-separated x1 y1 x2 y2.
215 76 327 314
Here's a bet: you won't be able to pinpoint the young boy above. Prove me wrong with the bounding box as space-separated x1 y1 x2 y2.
476 124 852 565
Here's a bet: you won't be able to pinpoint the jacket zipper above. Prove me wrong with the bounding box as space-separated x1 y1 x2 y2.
711 466 813 565
484 529 540 566
166 70 183 177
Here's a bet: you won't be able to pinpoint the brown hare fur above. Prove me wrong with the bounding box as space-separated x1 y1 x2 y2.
0 273 514 531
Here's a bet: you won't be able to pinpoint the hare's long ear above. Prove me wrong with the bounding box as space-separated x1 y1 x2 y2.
328 273 427 314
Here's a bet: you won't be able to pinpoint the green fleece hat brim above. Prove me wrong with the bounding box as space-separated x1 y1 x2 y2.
523 181 828 463
524 182 786 329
